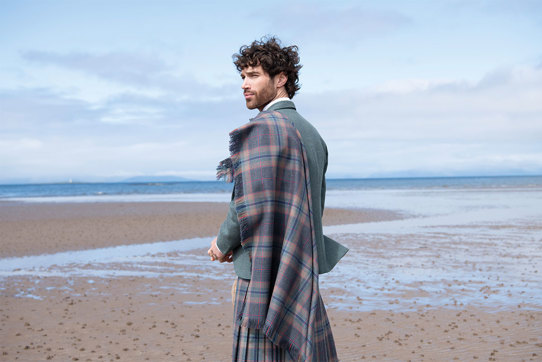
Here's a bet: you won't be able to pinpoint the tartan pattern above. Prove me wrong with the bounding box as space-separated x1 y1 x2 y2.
218 111 337 361
233 278 293 361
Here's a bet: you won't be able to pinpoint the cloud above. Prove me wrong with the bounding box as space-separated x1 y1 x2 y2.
98 91 248 129
22 50 171 86
0 84 251 182
0 138 43 150
0 88 102 130
2 56 541 182
297 63 542 177
264 4 411 46
21 50 238 99
470 0 542 16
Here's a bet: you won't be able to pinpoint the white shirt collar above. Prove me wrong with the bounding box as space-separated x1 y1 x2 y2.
263 97 291 111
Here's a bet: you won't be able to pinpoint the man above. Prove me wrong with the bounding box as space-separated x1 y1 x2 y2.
208 37 348 361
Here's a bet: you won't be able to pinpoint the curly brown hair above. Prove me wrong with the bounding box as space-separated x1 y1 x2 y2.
233 36 302 99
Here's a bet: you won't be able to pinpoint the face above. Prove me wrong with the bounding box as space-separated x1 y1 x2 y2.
240 65 282 111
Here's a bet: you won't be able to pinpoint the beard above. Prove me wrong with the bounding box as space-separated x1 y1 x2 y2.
244 80 277 110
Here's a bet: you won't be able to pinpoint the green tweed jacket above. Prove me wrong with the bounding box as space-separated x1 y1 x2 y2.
217 100 348 279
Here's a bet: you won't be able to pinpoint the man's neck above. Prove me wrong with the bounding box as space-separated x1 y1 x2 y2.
263 97 291 111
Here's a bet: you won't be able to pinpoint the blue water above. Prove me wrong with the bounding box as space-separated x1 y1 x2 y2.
0 180 234 199
1 175 541 201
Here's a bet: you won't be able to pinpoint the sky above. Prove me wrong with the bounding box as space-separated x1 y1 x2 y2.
1 0 541 183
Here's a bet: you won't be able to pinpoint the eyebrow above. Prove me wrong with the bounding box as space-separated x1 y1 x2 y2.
242 70 260 76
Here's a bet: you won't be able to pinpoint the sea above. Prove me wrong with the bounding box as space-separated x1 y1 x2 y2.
1 175 541 203
2 175 542 311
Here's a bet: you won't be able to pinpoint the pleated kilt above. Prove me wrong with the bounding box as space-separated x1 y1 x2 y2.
232 278 294 361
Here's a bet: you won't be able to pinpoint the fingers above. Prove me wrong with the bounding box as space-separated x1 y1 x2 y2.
218 251 233 263
209 237 233 263
207 248 216 261
220 252 233 263
208 237 219 261
208 246 219 261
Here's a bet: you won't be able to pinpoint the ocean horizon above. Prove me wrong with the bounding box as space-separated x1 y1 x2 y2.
1 175 542 202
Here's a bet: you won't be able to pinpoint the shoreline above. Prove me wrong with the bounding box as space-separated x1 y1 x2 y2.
0 201 403 258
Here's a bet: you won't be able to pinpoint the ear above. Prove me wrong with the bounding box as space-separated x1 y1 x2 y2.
275 72 287 88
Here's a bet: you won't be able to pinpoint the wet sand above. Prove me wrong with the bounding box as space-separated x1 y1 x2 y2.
3 272 540 361
0 202 397 258
1 201 541 361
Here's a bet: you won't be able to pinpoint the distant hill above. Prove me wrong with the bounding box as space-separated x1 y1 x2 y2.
121 176 192 183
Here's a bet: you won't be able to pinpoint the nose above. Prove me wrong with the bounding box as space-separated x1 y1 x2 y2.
241 78 249 90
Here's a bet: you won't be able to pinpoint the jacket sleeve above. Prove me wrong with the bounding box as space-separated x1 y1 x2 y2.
216 190 241 254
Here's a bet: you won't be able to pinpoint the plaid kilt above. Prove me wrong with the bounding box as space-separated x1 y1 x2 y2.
218 111 338 361
233 278 293 361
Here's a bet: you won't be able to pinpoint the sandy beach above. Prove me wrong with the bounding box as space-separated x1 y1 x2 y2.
0 201 396 258
1 198 541 361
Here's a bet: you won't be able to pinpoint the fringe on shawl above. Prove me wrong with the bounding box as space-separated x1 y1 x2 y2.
216 128 243 183
216 127 250 247
216 157 233 182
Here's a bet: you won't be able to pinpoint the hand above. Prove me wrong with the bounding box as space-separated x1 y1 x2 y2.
208 237 233 263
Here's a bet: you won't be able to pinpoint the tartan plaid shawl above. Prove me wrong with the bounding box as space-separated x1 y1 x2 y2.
217 110 337 361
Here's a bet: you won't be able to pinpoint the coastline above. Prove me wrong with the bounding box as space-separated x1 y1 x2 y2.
0 201 401 258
